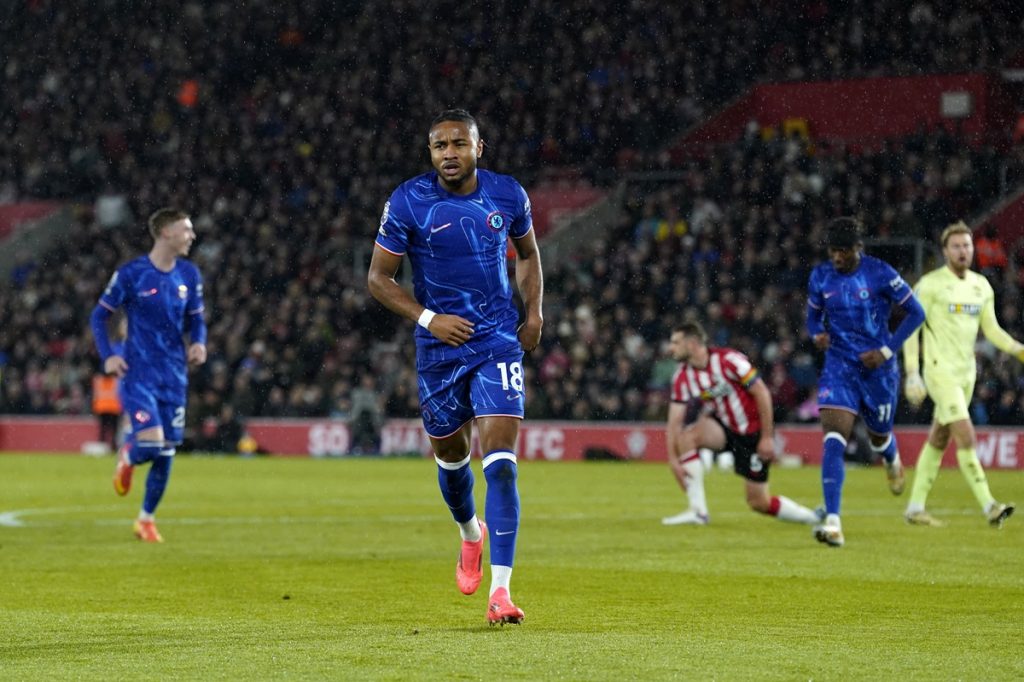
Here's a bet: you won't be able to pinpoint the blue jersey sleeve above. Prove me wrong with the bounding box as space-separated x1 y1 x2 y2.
806 267 825 337
374 187 412 256
98 267 130 311
876 261 914 306
509 181 534 240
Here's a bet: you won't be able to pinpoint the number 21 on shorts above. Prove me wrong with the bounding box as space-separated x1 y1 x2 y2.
496 362 524 392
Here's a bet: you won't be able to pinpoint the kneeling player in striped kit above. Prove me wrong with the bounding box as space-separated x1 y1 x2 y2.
661 322 821 528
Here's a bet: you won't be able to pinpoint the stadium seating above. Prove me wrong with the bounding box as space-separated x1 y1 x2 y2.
2 1 1024 444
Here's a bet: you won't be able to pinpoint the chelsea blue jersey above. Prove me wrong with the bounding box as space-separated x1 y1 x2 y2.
375 169 533 363
98 256 205 402
807 254 914 368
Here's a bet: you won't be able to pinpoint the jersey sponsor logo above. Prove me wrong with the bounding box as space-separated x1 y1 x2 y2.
430 222 453 234
379 201 390 227
889 276 905 289
134 410 152 424
948 303 981 315
485 211 505 231
178 284 188 299
104 272 119 296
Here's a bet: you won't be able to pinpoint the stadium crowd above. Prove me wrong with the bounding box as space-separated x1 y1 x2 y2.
3 0 1024 449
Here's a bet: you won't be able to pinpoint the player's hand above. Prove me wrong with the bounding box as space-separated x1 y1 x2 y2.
756 434 776 463
813 333 830 350
429 314 474 347
904 372 927 407
187 343 208 368
859 349 886 369
104 355 128 378
517 315 543 352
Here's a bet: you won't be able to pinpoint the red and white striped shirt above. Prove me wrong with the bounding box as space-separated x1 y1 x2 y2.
670 347 762 435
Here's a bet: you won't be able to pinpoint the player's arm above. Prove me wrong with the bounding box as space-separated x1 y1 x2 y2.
979 290 1024 361
861 281 926 369
511 229 543 352
90 303 127 377
806 272 829 349
666 401 686 460
366 245 474 347
747 377 776 462
902 282 928 406
92 269 129 377
185 273 208 368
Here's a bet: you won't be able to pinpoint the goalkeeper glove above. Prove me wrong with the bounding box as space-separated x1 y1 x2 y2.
904 372 927 408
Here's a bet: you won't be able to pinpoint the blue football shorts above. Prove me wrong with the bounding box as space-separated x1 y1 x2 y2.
120 380 186 445
816 357 899 434
416 344 525 439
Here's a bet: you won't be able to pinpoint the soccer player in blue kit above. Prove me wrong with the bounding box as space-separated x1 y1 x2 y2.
90 208 207 543
806 218 924 547
368 109 543 625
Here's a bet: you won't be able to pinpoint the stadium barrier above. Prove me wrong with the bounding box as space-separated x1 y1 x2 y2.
1 416 1022 469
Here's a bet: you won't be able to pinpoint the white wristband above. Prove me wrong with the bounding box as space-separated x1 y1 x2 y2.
879 345 893 360
417 309 436 330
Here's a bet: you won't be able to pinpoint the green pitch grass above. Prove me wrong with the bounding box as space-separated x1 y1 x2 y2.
0 454 1021 681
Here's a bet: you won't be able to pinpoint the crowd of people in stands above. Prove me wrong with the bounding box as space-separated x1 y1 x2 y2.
3 0 1024 450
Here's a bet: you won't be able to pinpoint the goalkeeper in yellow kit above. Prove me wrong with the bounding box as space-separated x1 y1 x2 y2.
903 221 1020 528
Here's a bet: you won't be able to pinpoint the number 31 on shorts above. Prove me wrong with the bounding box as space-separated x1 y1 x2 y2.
496 362 524 392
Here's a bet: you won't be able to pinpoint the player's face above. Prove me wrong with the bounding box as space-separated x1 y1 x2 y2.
943 233 973 273
669 332 689 362
428 121 483 193
827 245 861 274
160 218 196 256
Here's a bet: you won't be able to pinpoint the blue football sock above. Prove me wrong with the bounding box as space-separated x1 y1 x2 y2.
142 449 174 515
483 451 519 568
131 440 163 466
822 433 847 516
871 433 898 464
436 454 476 524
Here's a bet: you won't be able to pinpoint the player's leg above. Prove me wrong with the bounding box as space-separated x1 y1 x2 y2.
430 424 487 594
735 434 819 524
862 365 904 495
663 415 724 525
134 402 186 543
476 415 524 625
471 349 526 624
419 364 485 593
905 419 950 526
946 418 1013 526
115 386 162 496
816 406 856 547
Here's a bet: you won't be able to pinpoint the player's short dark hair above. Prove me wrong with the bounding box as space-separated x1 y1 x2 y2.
148 207 189 239
824 217 863 249
674 321 707 344
430 108 479 134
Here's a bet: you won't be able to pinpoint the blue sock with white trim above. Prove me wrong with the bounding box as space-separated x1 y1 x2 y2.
483 450 519 568
436 454 476 525
132 440 163 466
142 449 174 515
871 433 899 465
822 433 846 516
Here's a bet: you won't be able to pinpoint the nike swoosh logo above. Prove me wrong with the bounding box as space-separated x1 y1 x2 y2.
823 292 836 299
430 222 452 234
138 288 158 297
495 530 515 536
